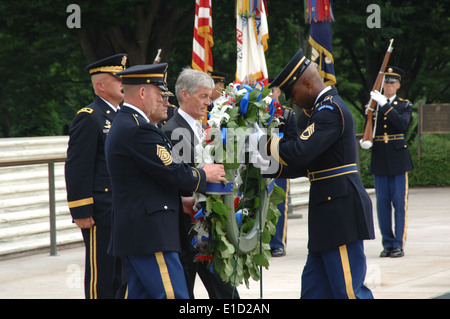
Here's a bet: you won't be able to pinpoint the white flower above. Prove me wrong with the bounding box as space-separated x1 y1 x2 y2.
208 102 233 128
195 143 214 164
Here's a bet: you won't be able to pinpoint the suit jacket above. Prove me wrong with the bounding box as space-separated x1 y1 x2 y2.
161 109 199 165
369 96 413 175
105 105 207 257
266 88 375 253
65 96 116 227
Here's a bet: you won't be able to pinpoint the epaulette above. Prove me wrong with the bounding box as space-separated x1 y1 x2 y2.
168 104 177 108
282 105 294 111
398 97 410 103
77 107 94 115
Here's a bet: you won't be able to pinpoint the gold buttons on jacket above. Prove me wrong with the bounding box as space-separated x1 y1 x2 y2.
105 188 109 192
327 196 331 201
164 205 168 210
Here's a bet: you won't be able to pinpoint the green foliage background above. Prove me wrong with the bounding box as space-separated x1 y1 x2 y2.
0 0 448 186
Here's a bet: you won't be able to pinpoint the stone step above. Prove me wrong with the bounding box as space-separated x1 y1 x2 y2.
0 192 68 211
0 228 82 261
0 205 70 225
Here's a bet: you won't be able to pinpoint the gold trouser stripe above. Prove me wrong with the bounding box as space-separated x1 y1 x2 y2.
339 245 356 299
68 197 94 208
89 226 98 299
402 172 409 248
155 252 175 299
281 180 289 249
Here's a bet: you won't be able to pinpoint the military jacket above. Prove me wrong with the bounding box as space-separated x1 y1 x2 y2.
279 106 298 140
266 88 375 252
369 96 413 175
65 96 116 227
105 105 207 257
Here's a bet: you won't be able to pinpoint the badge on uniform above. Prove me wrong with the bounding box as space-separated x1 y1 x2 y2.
156 145 173 166
301 122 315 140
103 119 111 133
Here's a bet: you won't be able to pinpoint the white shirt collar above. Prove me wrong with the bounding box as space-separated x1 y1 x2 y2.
388 95 397 104
178 108 202 140
99 96 118 112
314 86 333 105
122 103 150 123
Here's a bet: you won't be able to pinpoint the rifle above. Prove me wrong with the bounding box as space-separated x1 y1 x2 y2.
153 49 162 64
360 38 394 149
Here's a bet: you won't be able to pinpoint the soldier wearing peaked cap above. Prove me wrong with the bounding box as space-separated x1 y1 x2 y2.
65 53 128 299
105 63 226 299
258 49 375 298
368 66 413 258
158 90 177 129
208 71 228 110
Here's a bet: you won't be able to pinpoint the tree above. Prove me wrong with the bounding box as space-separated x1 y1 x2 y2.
0 0 448 138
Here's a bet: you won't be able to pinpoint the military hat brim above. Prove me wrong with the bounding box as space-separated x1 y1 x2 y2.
384 66 405 82
85 53 128 76
117 63 168 91
269 49 311 100
208 71 228 83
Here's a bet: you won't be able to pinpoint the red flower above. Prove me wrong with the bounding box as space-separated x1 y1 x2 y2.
196 255 214 262
234 197 241 210
204 125 212 144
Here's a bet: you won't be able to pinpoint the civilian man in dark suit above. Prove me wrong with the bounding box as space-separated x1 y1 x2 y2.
260 49 375 299
65 53 128 299
162 67 239 299
105 63 226 299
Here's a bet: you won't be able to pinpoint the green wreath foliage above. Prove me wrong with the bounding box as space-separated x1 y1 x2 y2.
191 81 286 287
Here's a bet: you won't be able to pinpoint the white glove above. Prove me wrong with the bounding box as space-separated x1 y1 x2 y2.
370 90 388 106
248 123 269 169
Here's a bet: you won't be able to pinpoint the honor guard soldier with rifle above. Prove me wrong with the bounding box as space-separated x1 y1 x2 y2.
367 67 413 258
65 53 128 299
255 49 375 299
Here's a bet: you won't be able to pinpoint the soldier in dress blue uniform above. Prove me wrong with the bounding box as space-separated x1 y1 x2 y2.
208 71 228 111
266 84 298 257
368 67 413 258
65 53 128 299
105 63 226 299
157 90 177 129
260 49 375 298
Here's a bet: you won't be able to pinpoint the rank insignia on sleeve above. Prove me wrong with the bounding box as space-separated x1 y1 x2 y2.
156 144 173 166
77 107 93 115
300 122 315 140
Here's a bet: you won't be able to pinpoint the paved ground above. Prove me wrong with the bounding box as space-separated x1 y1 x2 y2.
0 187 449 299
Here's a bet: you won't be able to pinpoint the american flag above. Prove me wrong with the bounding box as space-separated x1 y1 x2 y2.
192 0 214 73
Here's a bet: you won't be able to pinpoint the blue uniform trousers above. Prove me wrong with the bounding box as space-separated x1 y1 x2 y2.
374 173 408 249
125 251 189 299
270 178 289 250
301 241 373 299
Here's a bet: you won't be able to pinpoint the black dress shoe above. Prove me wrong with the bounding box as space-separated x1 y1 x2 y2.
380 248 392 257
271 248 286 257
390 248 404 257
